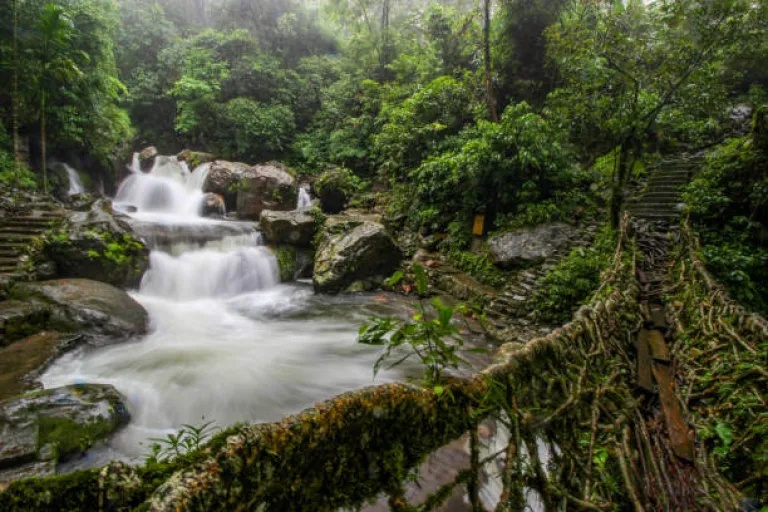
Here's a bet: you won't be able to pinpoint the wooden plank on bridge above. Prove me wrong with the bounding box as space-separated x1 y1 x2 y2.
652 358 694 462
648 329 671 363
635 329 654 392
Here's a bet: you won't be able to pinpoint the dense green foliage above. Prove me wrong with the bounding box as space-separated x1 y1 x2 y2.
532 227 617 322
684 122 768 313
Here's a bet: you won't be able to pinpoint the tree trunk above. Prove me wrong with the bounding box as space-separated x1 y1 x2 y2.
483 0 498 123
380 0 392 75
610 138 635 229
12 0 20 188
41 91 48 195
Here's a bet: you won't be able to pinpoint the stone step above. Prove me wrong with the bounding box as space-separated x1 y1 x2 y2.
0 232 38 242
0 226 47 235
0 249 21 258
632 211 679 219
4 217 57 226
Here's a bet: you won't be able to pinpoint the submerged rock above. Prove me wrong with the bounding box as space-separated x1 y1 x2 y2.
202 160 251 211
259 209 316 247
12 279 148 343
313 217 402 294
488 223 575 268
0 384 129 483
36 199 149 288
236 163 297 220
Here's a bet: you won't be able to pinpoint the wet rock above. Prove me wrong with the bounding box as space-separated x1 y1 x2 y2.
0 301 51 348
202 160 251 211
314 218 402 294
0 384 129 483
0 332 79 401
260 209 315 247
176 150 215 169
314 168 356 214
488 223 575 268
37 199 149 288
138 146 158 171
200 193 226 218
13 279 148 343
236 163 297 220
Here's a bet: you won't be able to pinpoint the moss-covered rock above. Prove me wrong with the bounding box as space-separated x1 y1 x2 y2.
314 168 358 214
260 210 315 247
313 217 402 294
12 279 148 343
0 301 51 348
235 163 297 220
36 199 149 288
0 384 129 484
273 245 297 282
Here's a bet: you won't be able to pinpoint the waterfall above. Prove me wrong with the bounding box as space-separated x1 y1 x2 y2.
62 163 85 196
296 185 312 210
41 151 414 469
114 155 209 219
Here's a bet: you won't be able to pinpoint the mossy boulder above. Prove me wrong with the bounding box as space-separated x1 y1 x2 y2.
313 217 402 294
12 279 148 343
236 163 297 220
37 199 149 288
260 210 315 247
314 168 358 214
0 301 51 348
0 384 129 484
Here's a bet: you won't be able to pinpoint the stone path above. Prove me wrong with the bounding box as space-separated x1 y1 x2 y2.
628 153 703 221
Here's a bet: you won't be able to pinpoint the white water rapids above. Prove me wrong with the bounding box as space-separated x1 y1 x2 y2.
41 153 414 468
63 163 86 196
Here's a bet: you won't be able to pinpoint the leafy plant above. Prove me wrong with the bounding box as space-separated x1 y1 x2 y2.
358 263 481 387
145 420 217 463
532 227 616 323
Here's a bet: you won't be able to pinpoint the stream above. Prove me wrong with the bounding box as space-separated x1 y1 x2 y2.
41 156 419 468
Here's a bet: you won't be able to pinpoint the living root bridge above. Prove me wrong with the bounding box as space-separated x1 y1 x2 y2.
666 219 768 507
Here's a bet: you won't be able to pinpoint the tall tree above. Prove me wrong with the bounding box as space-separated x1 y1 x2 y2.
11 0 19 188
34 3 83 193
483 0 498 122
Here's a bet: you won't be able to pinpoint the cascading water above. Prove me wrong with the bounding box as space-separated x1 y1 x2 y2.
63 164 86 196
114 154 209 221
42 152 414 468
296 185 312 209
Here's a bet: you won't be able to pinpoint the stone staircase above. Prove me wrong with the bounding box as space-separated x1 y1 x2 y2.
628 154 703 221
0 208 65 279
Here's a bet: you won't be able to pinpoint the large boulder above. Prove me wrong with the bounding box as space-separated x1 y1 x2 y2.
176 150 215 169
0 384 129 483
37 199 149 288
314 168 357 214
202 160 251 211
236 163 297 220
488 222 575 268
313 217 402 294
12 279 149 343
259 210 316 247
